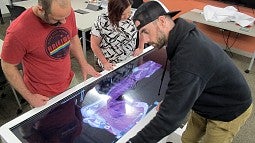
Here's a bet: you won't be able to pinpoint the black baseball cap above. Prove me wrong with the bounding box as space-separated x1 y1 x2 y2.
133 1 180 30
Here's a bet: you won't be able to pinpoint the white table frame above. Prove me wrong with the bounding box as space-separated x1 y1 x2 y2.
0 45 186 143
0 46 156 143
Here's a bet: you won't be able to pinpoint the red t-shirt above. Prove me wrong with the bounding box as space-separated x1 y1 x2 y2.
1 8 78 97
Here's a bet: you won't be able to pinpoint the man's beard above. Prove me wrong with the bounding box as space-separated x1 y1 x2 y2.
50 21 61 26
149 30 166 49
43 12 61 26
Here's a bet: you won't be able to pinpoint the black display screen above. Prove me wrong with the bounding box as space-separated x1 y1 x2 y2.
10 49 170 143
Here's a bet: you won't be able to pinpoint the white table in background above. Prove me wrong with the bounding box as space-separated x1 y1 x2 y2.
180 9 255 73
74 6 106 58
12 0 37 8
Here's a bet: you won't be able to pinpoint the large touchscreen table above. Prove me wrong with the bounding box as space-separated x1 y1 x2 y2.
0 47 173 143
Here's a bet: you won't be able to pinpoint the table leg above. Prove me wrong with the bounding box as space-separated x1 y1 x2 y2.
245 51 255 73
0 8 4 25
82 30 87 59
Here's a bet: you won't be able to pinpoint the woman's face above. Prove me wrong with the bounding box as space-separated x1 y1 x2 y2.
121 5 132 21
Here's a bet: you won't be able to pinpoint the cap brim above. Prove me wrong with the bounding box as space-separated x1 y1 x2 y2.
167 10 181 18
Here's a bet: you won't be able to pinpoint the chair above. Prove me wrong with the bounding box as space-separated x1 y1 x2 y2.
0 61 23 115
6 5 26 22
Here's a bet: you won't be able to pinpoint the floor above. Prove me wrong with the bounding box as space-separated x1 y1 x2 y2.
0 14 255 143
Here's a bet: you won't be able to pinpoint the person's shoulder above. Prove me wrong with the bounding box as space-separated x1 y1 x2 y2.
119 18 135 27
96 13 110 24
98 13 108 19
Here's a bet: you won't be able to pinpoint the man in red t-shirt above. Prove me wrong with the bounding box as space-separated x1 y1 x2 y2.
1 0 100 107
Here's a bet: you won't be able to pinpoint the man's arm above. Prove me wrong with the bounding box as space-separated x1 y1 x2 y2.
133 32 145 56
69 35 100 80
128 71 203 142
1 60 49 107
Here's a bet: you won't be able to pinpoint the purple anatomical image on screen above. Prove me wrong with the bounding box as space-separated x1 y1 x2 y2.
81 61 162 138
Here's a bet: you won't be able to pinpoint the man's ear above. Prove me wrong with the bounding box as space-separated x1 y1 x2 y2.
157 15 166 28
37 5 45 15
134 20 141 28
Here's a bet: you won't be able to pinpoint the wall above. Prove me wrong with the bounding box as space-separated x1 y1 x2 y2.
160 0 255 57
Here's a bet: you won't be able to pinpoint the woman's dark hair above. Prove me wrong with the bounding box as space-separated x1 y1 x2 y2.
108 0 133 27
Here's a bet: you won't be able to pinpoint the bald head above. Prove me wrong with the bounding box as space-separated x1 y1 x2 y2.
36 0 71 26
38 0 70 14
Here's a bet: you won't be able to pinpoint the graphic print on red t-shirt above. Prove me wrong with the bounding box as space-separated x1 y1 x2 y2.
45 27 71 59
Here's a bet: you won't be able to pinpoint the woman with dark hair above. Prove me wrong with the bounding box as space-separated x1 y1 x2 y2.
90 0 145 71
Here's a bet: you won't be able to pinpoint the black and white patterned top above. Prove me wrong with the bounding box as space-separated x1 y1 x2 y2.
91 13 137 65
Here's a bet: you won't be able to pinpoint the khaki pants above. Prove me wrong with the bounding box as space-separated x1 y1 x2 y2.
181 104 253 143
